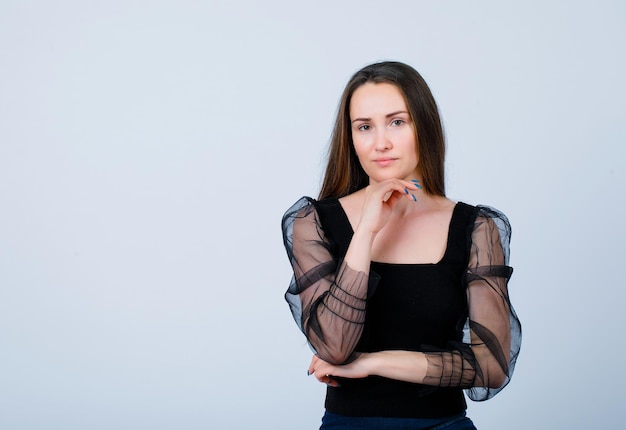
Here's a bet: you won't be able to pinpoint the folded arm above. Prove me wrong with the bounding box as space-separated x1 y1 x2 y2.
283 198 378 364
307 206 521 401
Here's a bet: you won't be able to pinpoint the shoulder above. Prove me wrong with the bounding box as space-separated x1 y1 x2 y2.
458 202 512 243
464 203 512 263
473 204 512 238
281 196 342 231
282 196 318 231
282 196 342 214
457 202 511 229
281 197 320 247
283 196 315 216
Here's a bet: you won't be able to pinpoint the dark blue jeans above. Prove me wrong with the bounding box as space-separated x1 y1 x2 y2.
320 411 477 430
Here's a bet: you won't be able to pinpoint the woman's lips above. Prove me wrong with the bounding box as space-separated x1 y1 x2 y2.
373 158 397 167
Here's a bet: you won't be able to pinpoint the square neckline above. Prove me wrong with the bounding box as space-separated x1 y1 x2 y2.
333 198 462 266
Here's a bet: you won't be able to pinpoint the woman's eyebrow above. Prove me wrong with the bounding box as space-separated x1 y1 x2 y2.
385 110 409 118
351 117 370 123
351 111 409 124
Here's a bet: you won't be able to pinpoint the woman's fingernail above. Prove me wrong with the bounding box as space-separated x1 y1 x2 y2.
307 370 311 376
412 194 417 202
404 187 409 194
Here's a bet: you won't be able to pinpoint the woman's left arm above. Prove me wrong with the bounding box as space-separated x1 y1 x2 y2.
308 350 427 387
438 206 521 400
310 207 522 400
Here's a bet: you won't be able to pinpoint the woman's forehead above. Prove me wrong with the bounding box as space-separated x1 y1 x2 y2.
350 82 408 118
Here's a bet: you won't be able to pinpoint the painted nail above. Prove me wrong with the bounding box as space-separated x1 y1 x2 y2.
412 194 417 202
404 187 409 194
307 370 311 376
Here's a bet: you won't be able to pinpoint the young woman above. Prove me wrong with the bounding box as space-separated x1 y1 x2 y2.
282 61 521 429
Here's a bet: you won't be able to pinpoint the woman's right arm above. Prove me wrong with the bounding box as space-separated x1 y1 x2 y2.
283 181 418 364
283 197 373 364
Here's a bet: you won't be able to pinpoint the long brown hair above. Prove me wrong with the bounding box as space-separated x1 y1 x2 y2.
318 61 446 200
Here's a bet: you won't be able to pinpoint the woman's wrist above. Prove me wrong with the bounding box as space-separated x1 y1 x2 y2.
352 224 378 242
361 351 428 383
344 228 377 272
361 352 381 377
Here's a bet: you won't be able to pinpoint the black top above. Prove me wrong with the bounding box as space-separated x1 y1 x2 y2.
282 197 521 417
316 199 472 417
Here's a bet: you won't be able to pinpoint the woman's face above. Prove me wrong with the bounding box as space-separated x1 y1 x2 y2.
349 82 419 184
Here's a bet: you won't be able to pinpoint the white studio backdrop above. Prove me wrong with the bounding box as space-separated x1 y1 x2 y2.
1 1 624 429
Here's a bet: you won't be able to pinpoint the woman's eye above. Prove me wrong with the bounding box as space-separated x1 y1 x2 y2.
391 119 405 126
358 124 371 131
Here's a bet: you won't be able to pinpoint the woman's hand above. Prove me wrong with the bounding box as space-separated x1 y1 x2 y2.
357 179 420 235
342 178 422 278
307 354 374 387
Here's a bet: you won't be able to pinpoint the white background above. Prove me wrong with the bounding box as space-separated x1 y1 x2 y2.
1 1 624 429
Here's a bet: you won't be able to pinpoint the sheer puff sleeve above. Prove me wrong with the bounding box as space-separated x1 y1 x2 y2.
282 197 379 365
422 205 522 401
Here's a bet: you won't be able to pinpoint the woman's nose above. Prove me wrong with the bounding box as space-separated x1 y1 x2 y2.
374 130 392 151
